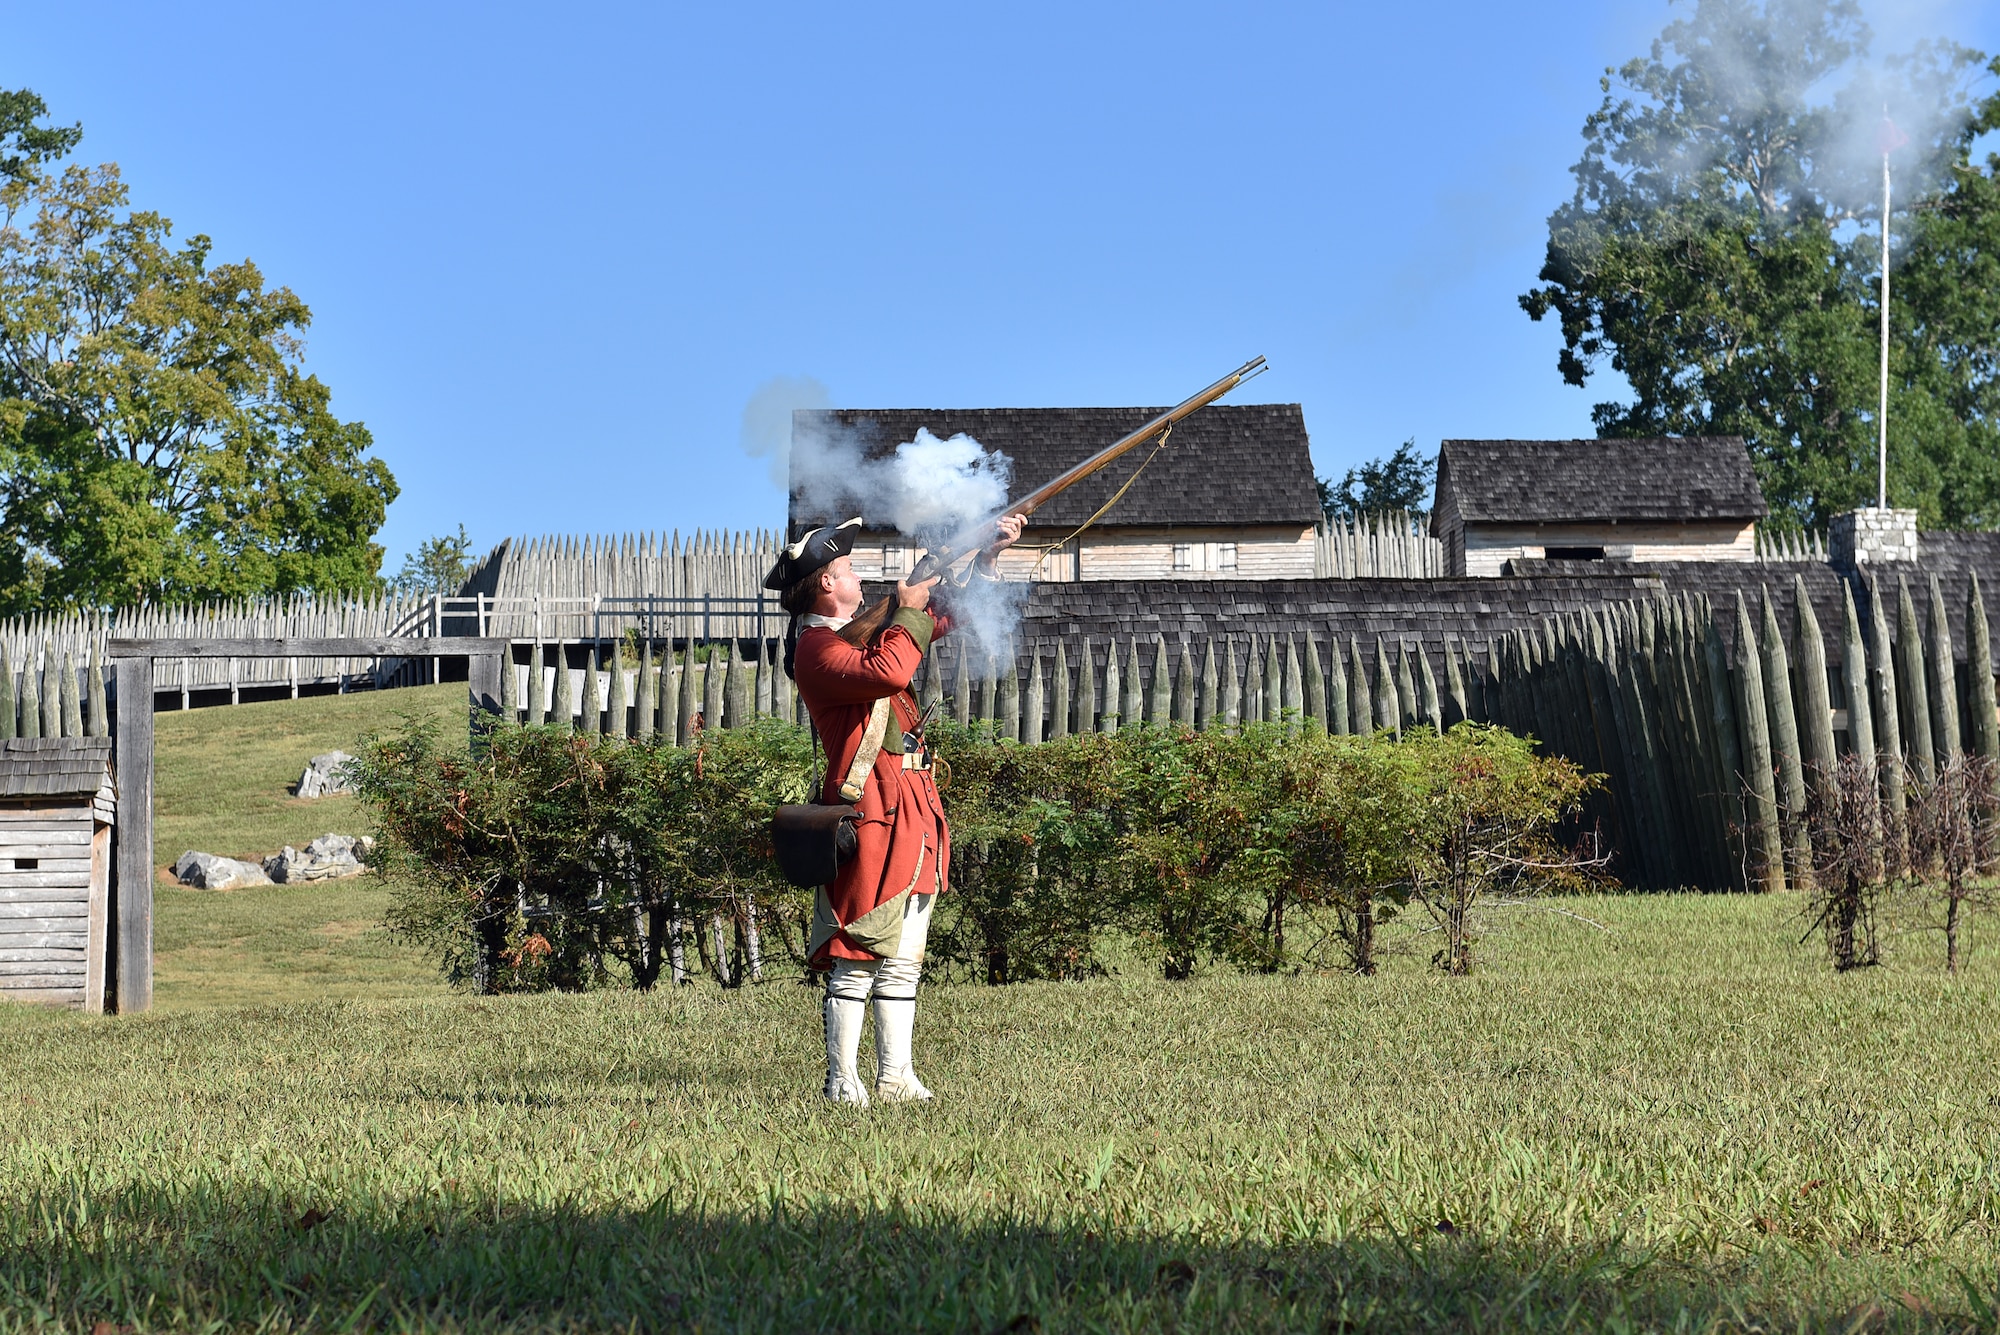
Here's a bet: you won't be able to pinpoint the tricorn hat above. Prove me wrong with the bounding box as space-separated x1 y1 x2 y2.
763 517 864 590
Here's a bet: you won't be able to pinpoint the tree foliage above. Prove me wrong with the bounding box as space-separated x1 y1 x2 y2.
0 89 397 613
1521 0 2000 528
1318 438 1434 519
390 526 476 598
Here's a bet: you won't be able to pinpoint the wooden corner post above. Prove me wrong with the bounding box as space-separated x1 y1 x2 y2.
110 655 155 1014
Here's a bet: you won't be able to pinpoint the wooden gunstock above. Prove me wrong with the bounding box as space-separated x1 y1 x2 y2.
836 596 900 646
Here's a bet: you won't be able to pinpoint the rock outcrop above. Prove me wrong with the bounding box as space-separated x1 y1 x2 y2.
263 833 375 884
296 750 357 799
173 850 272 890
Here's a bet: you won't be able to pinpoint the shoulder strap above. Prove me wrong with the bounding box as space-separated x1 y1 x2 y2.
839 698 893 802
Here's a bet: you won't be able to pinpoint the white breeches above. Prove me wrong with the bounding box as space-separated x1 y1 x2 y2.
826 891 934 1001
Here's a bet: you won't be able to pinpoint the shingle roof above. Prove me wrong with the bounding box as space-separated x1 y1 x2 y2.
0 737 113 799
1435 437 1767 526
790 404 1321 533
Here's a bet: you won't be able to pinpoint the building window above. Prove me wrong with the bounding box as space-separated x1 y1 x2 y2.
882 544 905 577
1217 543 1238 571
1546 546 1605 561
1172 543 1194 571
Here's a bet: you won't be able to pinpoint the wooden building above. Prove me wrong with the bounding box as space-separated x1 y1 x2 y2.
1431 437 1768 577
790 405 1323 581
0 737 114 1011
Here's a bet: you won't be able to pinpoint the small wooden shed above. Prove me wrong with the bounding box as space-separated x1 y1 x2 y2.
0 737 114 1011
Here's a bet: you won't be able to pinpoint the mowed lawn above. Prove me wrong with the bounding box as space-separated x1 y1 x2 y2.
2 887 1997 1332
149 684 462 1010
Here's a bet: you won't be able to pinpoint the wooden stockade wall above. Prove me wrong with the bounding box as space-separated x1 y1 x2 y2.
505 566 2000 892
462 530 790 640
1315 511 1443 578
0 595 432 710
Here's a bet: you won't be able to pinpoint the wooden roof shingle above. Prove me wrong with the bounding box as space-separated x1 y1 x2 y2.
790 404 1321 534
0 737 114 800
1435 437 1768 526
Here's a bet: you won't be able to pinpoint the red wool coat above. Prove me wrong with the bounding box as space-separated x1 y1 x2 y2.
793 607 953 966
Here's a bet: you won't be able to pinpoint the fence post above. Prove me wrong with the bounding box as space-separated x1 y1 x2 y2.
1347 636 1369 735
1792 574 1839 803
1050 641 1071 740
111 655 154 1013
1195 637 1219 732
1148 634 1173 726
1927 573 1962 761
1075 636 1096 734
1024 648 1045 745
998 650 1021 742
1758 587 1811 883
1734 594 1787 891
1176 639 1192 731
1894 576 1934 784
1968 572 2000 768
1865 574 1909 856
1122 637 1145 730
1101 640 1122 734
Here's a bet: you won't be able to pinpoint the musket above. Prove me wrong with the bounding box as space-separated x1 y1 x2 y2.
838 355 1268 646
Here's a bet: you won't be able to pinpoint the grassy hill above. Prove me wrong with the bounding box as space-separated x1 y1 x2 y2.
150 684 464 1010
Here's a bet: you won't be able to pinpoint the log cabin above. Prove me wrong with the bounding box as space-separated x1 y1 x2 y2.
1430 437 1768 577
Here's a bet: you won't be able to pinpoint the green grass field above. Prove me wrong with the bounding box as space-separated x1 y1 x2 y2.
152 682 466 878
149 685 462 1010
3 891 1997 1331
11 689 1992 1330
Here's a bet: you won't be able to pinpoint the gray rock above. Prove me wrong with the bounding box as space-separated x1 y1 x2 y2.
297 750 357 799
263 832 375 884
174 850 272 890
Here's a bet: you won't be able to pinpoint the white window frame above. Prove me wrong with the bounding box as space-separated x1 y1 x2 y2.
1172 542 1195 572
1217 542 1239 571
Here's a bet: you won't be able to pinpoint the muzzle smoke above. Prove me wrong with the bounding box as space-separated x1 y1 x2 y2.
742 376 1029 655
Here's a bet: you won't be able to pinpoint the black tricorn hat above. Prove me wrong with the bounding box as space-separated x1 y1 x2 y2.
763 517 864 590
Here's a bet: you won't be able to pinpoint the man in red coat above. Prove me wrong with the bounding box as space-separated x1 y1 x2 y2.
767 513 1024 1104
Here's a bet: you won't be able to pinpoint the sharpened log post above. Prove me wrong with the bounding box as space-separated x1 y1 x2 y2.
469 650 504 747
111 655 154 1014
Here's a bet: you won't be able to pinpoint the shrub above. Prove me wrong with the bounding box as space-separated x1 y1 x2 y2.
355 714 1599 990
924 725 1122 983
352 719 811 992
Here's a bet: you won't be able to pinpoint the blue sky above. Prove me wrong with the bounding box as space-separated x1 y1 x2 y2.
6 0 1996 568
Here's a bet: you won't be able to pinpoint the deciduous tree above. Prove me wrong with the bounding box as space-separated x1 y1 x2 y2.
0 90 397 612
1521 1 2000 528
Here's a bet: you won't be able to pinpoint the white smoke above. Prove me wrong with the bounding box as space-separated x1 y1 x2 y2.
740 374 830 488
785 414 1023 654
791 424 1013 541
1614 0 1983 222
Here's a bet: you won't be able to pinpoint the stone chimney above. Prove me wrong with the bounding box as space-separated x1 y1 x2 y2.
1828 507 1919 570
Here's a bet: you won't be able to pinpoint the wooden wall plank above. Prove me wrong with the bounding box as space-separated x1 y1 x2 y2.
0 827 90 844
0 979 85 999
0 902 89 919
0 856 91 872
0 873 91 891
0 931 87 949
85 821 108 1013
113 654 153 1014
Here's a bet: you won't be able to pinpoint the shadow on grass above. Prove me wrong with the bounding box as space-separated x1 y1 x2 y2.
3 1195 1990 1333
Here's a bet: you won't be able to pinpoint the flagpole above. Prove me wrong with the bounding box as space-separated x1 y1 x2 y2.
1878 129 1892 509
